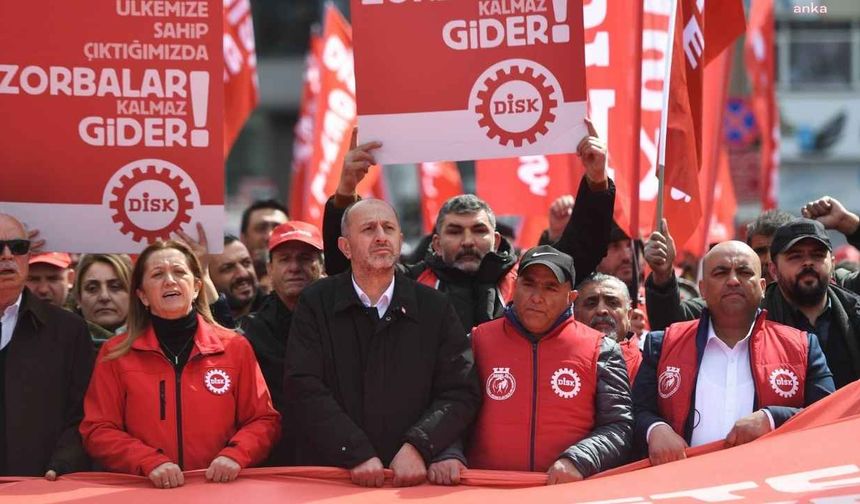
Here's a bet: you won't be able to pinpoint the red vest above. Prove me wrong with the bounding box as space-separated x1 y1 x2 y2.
468 316 603 472
620 333 643 383
416 267 517 305
656 312 808 437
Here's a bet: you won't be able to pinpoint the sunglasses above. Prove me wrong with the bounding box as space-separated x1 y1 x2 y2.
0 239 31 255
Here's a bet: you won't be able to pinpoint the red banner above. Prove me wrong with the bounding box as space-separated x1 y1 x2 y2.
475 155 581 218
302 6 356 229
289 35 322 222
4 381 860 502
350 0 588 164
223 0 259 156
745 0 779 210
0 0 224 253
419 162 464 235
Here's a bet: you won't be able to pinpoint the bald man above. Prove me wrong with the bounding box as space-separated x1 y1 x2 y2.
285 199 481 487
632 241 834 466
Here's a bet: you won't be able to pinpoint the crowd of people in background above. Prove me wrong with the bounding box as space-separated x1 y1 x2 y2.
1 124 859 489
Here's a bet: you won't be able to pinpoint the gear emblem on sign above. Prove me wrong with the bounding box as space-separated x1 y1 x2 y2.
105 160 197 244
474 64 558 147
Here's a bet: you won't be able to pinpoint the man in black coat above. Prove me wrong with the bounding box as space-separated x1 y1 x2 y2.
321 120 614 332
285 199 481 487
0 213 94 477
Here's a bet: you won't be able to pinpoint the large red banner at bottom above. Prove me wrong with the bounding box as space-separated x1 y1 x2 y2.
4 382 860 502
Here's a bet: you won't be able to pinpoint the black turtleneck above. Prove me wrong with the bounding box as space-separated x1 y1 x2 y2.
152 310 198 370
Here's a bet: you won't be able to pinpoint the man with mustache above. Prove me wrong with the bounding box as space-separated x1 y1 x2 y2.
643 216 860 389
464 246 632 485
285 199 481 487
0 213 94 478
208 235 264 322
322 121 614 331
574 273 642 382
633 241 834 466
241 221 324 465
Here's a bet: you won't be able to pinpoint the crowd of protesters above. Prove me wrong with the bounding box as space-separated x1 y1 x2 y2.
1 122 859 489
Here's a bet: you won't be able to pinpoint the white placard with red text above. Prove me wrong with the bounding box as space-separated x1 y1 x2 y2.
351 0 587 164
0 1 223 253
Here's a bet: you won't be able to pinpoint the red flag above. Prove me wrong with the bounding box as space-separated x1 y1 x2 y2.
302 6 356 229
475 155 580 218
745 0 779 210
223 0 259 156
289 34 323 221
687 47 735 254
581 0 642 238
419 162 463 235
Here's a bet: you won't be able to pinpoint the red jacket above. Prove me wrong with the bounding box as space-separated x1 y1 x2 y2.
656 313 807 436
467 316 602 472
80 315 280 475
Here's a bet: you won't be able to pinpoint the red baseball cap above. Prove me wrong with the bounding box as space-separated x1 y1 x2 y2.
268 221 323 253
29 252 72 269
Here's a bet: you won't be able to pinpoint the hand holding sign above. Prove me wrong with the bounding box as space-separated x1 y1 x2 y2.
337 129 381 197
577 117 607 188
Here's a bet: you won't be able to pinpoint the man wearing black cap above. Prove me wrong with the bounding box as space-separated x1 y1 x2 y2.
456 245 632 485
643 218 860 389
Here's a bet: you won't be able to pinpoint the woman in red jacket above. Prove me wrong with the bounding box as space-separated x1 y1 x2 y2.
80 241 280 488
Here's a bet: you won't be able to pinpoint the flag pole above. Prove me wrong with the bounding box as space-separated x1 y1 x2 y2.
656 0 678 231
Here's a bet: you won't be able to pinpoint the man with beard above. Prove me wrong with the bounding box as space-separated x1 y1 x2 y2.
285 199 481 487
322 121 614 331
643 218 860 389
574 273 642 382
633 241 833 465
208 235 264 322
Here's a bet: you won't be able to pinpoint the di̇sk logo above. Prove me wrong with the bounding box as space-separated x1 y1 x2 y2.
103 159 200 243
486 367 516 401
550 367 581 399
658 366 682 399
204 368 232 395
470 59 561 147
770 368 799 399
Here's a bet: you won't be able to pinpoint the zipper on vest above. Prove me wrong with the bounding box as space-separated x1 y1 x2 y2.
159 380 166 420
529 341 538 471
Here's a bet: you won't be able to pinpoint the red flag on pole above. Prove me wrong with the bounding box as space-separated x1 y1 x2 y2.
223 0 259 156
289 34 322 222
746 0 779 210
302 6 356 229
419 162 463 235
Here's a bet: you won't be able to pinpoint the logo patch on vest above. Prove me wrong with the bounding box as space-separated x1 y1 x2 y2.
769 368 799 398
204 368 231 395
486 367 516 400
658 366 681 399
550 368 581 399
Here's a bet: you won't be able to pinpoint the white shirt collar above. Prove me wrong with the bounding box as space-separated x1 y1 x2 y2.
1 292 24 351
706 314 756 350
352 275 396 318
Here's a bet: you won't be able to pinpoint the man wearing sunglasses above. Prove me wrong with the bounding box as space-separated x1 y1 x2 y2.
0 214 94 478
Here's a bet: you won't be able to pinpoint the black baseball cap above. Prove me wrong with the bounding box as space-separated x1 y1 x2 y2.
769 218 832 257
518 245 575 287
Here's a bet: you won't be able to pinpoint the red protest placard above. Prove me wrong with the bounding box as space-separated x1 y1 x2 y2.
0 0 223 253
351 0 587 164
